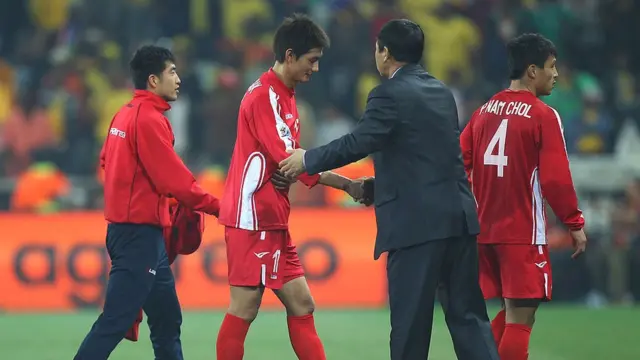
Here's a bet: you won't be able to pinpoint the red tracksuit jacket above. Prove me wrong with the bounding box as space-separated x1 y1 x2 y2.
100 90 219 227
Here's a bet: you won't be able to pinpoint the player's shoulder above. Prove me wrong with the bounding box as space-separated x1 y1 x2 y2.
132 102 168 128
241 77 267 104
532 100 563 128
536 100 560 118
241 73 280 108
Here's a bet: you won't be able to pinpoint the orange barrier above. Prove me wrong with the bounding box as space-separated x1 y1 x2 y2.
0 210 386 311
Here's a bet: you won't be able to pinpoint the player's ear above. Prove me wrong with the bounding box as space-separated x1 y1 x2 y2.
527 64 537 79
285 49 296 63
149 74 161 88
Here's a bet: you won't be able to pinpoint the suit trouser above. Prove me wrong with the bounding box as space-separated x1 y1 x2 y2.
386 235 499 360
74 223 183 360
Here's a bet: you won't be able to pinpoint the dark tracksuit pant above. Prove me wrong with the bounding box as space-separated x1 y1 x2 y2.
74 223 183 360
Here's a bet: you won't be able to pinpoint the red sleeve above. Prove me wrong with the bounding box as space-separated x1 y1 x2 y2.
100 115 118 169
99 141 106 169
136 111 220 216
460 109 479 187
249 92 319 188
538 107 584 230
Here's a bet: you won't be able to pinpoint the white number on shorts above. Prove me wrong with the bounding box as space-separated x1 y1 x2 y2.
483 119 509 177
272 250 281 275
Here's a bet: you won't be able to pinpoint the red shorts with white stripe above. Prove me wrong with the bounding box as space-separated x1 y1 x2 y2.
224 227 305 289
478 244 552 301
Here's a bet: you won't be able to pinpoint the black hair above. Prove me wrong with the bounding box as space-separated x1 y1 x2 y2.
377 19 424 64
273 13 330 62
129 45 175 90
507 33 557 80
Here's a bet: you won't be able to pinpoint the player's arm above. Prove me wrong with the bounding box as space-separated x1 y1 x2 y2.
99 115 118 169
460 110 479 183
538 108 585 230
317 171 355 191
249 92 321 188
135 111 220 216
270 168 356 192
303 85 397 175
99 140 107 169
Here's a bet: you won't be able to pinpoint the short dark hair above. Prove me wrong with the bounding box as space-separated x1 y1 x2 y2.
507 33 557 80
129 45 175 90
377 19 424 64
273 14 330 62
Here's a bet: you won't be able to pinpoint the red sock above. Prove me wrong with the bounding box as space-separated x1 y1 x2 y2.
216 313 251 360
287 314 326 360
491 309 506 346
499 323 532 360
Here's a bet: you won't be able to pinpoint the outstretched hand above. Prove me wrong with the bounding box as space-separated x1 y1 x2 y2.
344 177 374 206
344 180 365 202
358 177 375 206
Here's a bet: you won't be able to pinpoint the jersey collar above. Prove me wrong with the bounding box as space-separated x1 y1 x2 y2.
504 89 536 98
133 90 171 112
267 68 295 97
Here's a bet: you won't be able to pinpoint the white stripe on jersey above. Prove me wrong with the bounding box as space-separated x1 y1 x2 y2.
269 87 294 151
549 106 585 221
530 167 547 245
549 106 568 151
236 152 266 230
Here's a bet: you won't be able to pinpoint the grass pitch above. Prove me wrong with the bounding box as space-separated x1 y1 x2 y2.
1 306 638 359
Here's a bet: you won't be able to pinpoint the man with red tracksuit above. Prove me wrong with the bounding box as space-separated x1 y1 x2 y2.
74 45 220 360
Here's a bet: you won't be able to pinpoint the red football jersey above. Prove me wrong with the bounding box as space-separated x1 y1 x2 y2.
460 89 584 245
218 69 320 231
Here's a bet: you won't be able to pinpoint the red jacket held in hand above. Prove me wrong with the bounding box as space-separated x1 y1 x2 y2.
100 90 219 228
125 203 205 342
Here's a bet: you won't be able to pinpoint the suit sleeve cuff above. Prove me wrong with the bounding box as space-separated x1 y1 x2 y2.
303 149 319 175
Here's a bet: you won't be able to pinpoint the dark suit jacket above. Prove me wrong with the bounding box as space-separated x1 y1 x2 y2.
304 64 479 259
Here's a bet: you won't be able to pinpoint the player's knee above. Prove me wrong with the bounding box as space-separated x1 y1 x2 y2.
504 298 538 327
286 294 315 316
299 294 316 314
228 286 263 323
228 306 259 323
228 299 261 323
276 277 316 316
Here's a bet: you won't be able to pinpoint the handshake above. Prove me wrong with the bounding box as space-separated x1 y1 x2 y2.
343 176 375 206
271 171 375 206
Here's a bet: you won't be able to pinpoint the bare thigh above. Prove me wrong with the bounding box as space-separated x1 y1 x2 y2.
274 276 316 316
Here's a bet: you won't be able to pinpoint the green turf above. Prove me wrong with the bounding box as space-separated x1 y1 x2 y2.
1 306 638 359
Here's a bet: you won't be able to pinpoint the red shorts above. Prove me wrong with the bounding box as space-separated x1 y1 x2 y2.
478 244 552 301
224 227 305 289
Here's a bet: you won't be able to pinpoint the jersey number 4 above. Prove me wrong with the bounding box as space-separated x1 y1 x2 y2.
483 119 508 177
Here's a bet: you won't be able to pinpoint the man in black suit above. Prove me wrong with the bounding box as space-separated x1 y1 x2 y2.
279 19 498 360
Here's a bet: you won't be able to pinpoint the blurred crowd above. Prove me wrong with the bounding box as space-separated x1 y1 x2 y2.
1 0 640 304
